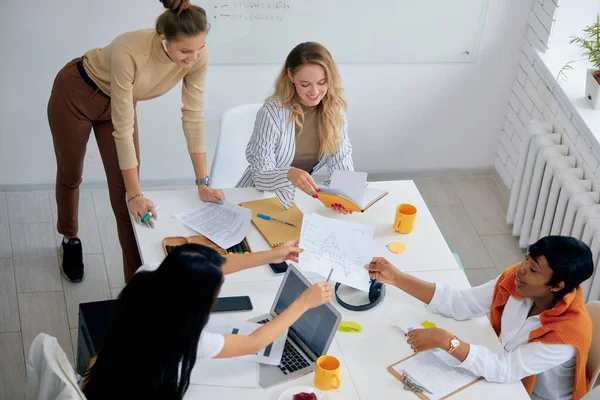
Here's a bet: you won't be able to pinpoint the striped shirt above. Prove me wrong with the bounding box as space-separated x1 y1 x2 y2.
236 100 354 209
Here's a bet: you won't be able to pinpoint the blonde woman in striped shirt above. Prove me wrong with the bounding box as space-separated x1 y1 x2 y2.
236 42 354 213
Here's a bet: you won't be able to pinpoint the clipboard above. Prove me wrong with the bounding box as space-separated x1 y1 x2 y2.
239 197 303 247
387 353 483 399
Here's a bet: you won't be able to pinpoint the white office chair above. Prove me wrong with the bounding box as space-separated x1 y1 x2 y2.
587 301 600 389
583 384 600 399
26 332 87 400
210 103 263 188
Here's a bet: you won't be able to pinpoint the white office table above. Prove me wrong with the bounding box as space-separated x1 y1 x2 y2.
310 269 529 400
184 271 529 400
133 181 461 279
131 181 530 399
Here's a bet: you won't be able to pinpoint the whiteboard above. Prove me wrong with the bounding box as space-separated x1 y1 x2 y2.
202 0 489 64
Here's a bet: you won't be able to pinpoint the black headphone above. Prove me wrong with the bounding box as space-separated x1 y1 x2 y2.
334 278 386 311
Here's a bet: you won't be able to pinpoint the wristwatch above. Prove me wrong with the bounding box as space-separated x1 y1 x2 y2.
195 176 210 186
448 336 460 354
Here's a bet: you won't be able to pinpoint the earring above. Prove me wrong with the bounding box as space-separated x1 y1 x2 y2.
290 81 295 88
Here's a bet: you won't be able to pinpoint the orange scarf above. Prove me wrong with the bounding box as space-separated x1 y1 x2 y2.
489 264 592 399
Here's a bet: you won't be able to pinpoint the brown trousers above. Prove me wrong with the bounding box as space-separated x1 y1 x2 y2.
47 58 141 283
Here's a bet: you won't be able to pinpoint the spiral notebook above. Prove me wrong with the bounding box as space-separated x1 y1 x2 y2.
239 197 304 247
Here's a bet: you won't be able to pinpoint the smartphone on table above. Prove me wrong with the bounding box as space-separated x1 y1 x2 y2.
213 296 253 313
268 261 289 275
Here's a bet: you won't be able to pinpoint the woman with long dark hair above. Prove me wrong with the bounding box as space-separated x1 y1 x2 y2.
81 243 332 399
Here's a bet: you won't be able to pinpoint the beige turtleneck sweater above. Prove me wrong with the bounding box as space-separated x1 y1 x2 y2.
82 29 207 170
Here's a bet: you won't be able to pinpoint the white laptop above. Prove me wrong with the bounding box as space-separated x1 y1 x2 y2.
249 264 342 388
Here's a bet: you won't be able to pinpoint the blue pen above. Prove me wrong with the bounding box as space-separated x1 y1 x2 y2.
256 213 297 228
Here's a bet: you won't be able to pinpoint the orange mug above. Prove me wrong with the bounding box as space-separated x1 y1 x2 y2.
394 204 417 234
313 355 341 391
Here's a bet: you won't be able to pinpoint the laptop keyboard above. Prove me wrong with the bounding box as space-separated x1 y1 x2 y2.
257 318 310 375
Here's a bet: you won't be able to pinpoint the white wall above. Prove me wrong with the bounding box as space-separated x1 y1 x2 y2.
494 0 600 193
0 0 532 187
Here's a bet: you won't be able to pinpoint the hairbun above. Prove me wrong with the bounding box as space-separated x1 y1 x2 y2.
159 0 190 13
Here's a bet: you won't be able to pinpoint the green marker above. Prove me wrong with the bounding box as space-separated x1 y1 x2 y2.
141 206 160 224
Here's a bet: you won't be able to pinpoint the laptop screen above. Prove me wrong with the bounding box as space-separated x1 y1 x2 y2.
273 270 338 357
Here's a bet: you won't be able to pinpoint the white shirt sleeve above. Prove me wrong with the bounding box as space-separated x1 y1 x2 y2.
245 104 295 209
196 330 225 359
457 342 576 383
425 278 498 320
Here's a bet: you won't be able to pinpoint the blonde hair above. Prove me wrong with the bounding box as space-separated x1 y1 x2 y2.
270 42 347 157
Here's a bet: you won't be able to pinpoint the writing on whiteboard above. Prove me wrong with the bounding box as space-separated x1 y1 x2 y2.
232 1 291 9
212 1 291 22
219 14 284 21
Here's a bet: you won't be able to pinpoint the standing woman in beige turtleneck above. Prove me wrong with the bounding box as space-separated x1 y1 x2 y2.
47 0 224 284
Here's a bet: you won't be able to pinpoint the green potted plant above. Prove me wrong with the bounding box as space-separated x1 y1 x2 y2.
570 14 600 109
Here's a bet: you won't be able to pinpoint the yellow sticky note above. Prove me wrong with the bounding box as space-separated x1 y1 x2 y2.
420 320 436 329
387 242 406 254
338 321 363 333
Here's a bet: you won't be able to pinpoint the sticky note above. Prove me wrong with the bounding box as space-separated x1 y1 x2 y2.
387 242 406 254
338 321 363 333
420 320 436 329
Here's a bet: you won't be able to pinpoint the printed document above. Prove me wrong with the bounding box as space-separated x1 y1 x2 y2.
391 349 479 400
174 202 251 250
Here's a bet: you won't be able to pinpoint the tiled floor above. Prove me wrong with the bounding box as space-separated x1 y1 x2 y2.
0 175 524 399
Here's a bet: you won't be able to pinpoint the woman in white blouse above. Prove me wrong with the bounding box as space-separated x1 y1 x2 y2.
236 42 354 213
367 236 594 400
81 242 332 400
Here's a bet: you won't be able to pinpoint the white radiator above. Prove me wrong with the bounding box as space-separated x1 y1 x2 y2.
506 121 600 301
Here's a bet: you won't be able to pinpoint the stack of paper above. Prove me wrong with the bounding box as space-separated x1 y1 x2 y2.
174 202 252 250
190 358 258 388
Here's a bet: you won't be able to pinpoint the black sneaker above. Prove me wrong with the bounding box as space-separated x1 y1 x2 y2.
60 238 85 282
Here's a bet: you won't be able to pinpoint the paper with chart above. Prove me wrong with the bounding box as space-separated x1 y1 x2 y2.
299 213 375 292
391 349 479 400
174 202 251 250
204 317 287 366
